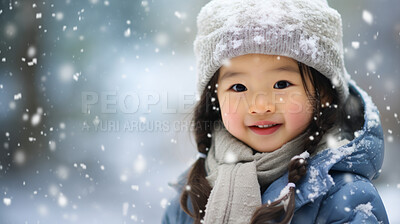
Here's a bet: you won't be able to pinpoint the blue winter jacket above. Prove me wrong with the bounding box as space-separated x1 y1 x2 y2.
162 82 389 224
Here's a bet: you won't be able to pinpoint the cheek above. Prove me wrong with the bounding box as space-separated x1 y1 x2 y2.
221 113 241 132
219 95 245 133
285 111 311 131
285 93 310 113
285 96 313 130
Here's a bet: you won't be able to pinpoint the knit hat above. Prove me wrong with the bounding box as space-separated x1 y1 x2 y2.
194 0 351 103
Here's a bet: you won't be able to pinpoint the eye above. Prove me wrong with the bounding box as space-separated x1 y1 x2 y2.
274 80 292 89
230 84 247 92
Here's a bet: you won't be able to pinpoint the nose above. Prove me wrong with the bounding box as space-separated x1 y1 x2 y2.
248 92 275 114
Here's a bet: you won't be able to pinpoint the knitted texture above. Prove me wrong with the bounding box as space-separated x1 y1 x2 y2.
194 0 351 103
203 125 306 223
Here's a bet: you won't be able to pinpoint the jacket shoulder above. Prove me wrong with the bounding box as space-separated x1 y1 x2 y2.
315 171 388 224
162 191 194 224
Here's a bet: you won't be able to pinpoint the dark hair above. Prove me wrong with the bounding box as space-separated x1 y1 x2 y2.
180 62 341 224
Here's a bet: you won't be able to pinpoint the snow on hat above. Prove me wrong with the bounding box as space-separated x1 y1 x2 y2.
194 0 351 103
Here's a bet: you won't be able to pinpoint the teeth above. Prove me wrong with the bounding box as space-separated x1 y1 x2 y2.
256 124 276 128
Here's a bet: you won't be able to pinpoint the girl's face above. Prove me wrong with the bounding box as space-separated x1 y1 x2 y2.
217 54 315 152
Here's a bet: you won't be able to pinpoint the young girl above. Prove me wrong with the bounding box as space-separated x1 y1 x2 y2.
163 0 389 223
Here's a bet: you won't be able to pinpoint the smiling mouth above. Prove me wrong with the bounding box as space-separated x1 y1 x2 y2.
249 124 282 135
254 124 279 128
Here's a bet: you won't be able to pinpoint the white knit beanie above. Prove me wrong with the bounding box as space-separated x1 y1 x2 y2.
194 0 351 103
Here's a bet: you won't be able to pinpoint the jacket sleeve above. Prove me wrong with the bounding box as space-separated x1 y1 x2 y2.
315 173 389 224
161 193 179 224
161 193 194 224
162 168 194 224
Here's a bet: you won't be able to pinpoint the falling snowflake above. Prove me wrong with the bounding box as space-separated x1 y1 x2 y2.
351 41 360 49
124 28 131 37
13 93 22 100
58 194 68 207
160 198 168 208
362 10 373 25
3 198 11 206
224 151 237 164
133 155 146 174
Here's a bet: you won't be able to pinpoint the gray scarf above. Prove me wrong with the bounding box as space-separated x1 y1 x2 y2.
203 126 307 224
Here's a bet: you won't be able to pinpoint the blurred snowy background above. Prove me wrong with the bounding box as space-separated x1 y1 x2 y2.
0 0 399 223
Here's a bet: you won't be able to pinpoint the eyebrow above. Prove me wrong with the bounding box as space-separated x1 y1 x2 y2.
219 72 244 81
272 65 299 73
220 65 299 81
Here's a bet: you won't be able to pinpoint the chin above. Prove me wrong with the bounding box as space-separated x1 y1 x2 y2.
252 146 277 153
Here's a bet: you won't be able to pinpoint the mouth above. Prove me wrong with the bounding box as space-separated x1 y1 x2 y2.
253 124 279 128
248 123 282 135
